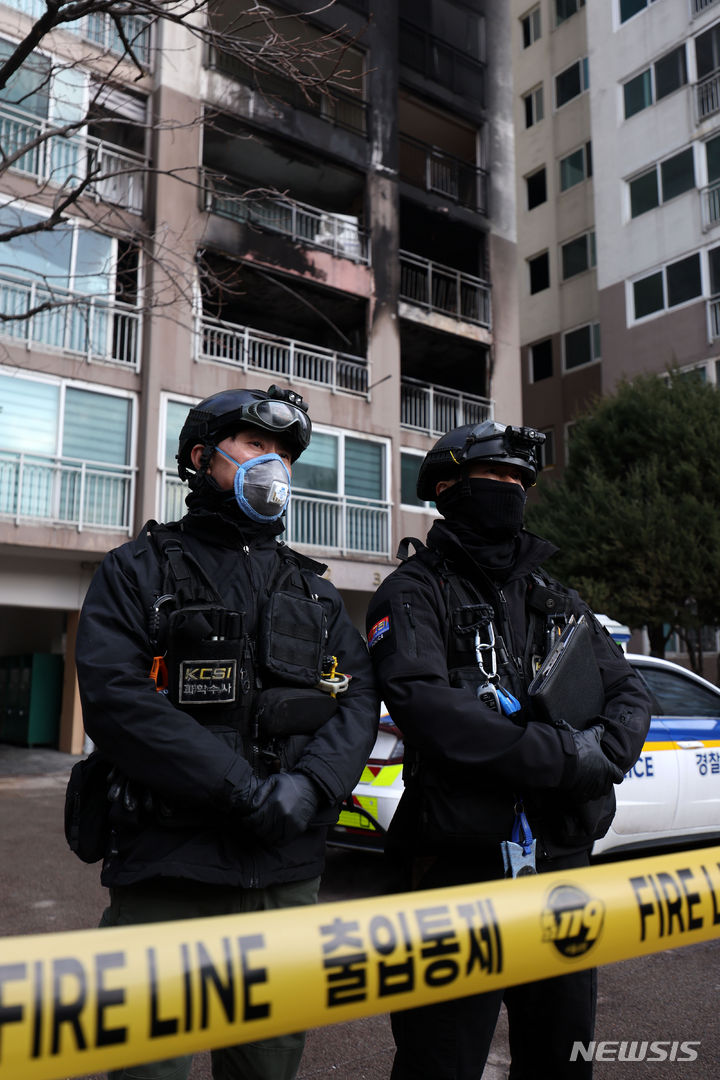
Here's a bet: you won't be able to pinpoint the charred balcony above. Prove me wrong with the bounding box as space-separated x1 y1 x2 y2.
400 320 492 437
197 255 369 396
206 0 368 137
200 119 370 282
398 93 487 215
399 199 490 329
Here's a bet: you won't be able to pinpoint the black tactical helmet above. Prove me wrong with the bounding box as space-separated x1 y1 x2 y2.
416 420 545 500
177 384 311 480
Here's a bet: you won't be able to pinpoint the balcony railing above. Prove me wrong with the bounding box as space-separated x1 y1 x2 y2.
399 21 485 104
286 490 391 557
0 104 146 213
3 3 152 66
693 0 720 15
399 251 491 327
398 135 488 213
162 472 188 524
0 273 142 370
198 317 368 396
707 296 720 340
0 450 134 533
701 181 720 230
200 170 369 263
207 49 368 136
401 377 492 437
84 12 152 67
696 72 720 122
161 476 390 556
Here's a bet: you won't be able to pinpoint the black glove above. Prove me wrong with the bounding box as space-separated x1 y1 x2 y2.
246 772 321 845
563 722 624 800
224 758 262 817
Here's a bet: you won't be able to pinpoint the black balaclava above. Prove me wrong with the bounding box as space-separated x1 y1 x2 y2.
434 476 527 574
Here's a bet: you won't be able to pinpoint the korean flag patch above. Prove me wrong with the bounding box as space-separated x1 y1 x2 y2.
368 615 391 649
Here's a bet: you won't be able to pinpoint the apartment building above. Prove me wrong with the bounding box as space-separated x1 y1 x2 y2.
512 0 720 670
0 0 519 752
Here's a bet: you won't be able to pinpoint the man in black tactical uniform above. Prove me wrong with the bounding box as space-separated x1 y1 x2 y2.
75 384 378 1080
365 420 651 1080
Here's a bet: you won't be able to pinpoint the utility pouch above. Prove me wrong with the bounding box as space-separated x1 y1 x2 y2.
164 604 251 725
256 686 339 738
260 591 327 686
64 751 112 863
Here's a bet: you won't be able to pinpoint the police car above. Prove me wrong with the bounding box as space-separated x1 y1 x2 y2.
330 655 720 858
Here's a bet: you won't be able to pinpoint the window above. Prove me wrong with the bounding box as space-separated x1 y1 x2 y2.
521 6 541 48
623 46 687 120
667 254 702 306
632 253 702 320
629 148 695 218
401 451 433 509
556 0 585 26
636 665 720 718
0 205 115 295
162 398 194 520
539 429 555 469
0 37 51 117
620 0 658 22
696 24 720 81
709 244 720 294
529 251 550 294
560 142 592 192
530 339 553 381
555 58 589 108
524 86 544 128
0 203 140 365
0 370 133 529
561 231 596 280
624 70 652 119
655 46 687 101
290 429 389 554
564 323 601 370
707 134 720 185
527 166 547 209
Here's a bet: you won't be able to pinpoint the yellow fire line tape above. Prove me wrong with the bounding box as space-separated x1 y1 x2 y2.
3 845 720 1079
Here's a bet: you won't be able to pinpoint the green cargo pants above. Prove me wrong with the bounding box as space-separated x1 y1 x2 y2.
99 876 320 1080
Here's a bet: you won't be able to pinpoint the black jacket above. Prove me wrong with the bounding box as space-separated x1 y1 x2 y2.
365 521 652 858
76 507 378 888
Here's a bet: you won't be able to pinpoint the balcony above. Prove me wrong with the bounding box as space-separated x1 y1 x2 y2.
0 450 135 533
399 21 485 104
0 104 146 214
83 12 152 68
400 251 491 327
696 72 720 122
207 49 368 136
0 272 142 369
707 296 720 340
401 377 492 437
197 317 368 395
286 491 391 557
398 135 488 213
200 170 369 262
693 0 720 15
2 3 152 67
161 476 390 557
701 181 720 230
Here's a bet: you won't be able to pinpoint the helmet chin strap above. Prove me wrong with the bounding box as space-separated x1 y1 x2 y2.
187 444 223 493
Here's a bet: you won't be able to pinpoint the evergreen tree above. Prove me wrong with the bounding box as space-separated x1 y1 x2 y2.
526 372 720 671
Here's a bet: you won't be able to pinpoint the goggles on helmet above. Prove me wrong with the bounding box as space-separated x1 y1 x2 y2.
239 399 312 452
